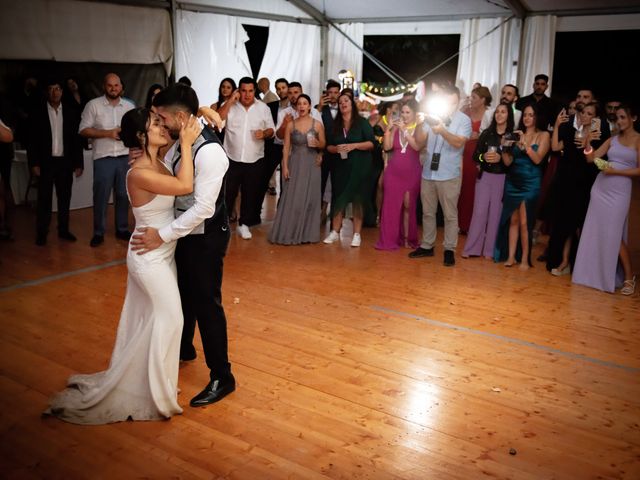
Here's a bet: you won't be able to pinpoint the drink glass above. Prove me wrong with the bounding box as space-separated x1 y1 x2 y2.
306 132 316 146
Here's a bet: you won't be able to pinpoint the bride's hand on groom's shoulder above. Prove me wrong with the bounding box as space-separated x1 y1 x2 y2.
180 115 202 145
130 227 162 255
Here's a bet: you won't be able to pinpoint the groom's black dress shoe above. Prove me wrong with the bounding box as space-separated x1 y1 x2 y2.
190 375 235 407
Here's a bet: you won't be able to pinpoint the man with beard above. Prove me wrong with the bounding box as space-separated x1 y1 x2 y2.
79 73 134 246
130 83 235 406
497 83 521 125
515 74 559 132
605 99 622 135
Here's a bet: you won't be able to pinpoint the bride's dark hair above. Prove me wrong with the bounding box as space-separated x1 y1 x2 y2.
121 108 151 155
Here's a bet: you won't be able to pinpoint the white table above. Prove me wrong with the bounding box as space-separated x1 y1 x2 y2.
11 149 97 210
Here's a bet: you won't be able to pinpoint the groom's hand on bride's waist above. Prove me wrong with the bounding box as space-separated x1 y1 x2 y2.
131 227 162 255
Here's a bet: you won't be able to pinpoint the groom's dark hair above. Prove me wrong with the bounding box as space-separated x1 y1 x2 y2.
153 83 199 115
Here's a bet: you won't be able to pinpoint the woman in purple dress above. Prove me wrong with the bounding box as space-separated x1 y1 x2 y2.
375 100 426 250
572 105 640 295
462 102 514 259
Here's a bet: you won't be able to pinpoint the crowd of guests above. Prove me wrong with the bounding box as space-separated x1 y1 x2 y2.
0 72 638 296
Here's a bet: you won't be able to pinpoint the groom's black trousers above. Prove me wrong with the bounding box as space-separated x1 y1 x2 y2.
176 225 232 382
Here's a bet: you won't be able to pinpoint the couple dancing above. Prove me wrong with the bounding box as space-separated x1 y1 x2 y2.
45 84 235 424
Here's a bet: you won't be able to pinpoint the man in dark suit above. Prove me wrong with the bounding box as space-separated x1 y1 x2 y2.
262 77 289 199
28 79 83 245
515 74 560 132
317 79 341 218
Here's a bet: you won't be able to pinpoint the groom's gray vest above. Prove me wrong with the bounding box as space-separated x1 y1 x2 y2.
172 125 227 234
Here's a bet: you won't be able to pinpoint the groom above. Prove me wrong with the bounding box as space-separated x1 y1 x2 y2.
130 83 235 406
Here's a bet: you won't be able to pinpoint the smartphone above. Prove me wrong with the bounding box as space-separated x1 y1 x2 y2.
591 117 601 132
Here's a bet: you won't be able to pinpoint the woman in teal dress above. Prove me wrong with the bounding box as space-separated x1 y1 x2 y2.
494 104 550 269
323 93 375 247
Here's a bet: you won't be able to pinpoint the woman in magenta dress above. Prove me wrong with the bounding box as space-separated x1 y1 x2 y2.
572 105 640 295
375 100 426 250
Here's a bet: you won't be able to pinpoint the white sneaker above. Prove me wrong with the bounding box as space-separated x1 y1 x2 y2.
350 233 361 247
323 230 340 244
237 224 252 240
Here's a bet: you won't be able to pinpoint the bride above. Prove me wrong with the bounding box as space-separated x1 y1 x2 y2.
44 108 201 424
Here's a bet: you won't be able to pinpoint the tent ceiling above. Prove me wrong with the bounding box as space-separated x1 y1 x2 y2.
174 0 640 22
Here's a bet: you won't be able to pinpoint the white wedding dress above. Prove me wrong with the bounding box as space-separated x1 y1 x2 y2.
46 191 183 424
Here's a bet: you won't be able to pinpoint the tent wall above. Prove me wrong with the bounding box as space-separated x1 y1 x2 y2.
174 10 253 106
175 9 322 106
327 23 364 86
456 17 521 104
0 0 173 73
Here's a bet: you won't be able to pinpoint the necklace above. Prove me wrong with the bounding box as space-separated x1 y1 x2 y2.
399 122 417 153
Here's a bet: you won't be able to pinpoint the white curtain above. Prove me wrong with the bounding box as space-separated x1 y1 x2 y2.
258 21 322 103
175 10 253 107
456 17 522 107
0 0 173 72
518 15 557 96
327 23 364 85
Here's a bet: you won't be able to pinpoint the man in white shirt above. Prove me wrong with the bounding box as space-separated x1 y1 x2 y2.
274 81 323 142
28 79 83 246
130 83 234 406
221 77 275 240
497 83 522 127
79 73 134 247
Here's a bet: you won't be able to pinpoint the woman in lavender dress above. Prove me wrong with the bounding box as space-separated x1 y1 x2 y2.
375 100 426 250
572 105 640 295
462 102 513 258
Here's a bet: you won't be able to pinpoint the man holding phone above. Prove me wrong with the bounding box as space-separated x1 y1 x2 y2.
318 80 341 211
409 85 472 266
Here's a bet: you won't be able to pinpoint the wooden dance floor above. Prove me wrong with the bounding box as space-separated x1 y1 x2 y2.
1 190 639 479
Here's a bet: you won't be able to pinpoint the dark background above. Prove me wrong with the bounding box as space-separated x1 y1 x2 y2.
243 25 269 79
362 34 460 88
361 29 640 112
1 28 638 126
552 29 640 109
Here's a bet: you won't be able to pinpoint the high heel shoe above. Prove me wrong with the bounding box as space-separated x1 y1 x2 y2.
551 265 571 276
621 276 636 296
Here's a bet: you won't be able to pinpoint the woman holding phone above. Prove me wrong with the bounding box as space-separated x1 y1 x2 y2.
493 103 550 269
375 100 426 250
573 105 640 295
462 102 514 258
546 102 608 275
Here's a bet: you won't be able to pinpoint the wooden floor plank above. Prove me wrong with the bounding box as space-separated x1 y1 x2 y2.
0 193 639 479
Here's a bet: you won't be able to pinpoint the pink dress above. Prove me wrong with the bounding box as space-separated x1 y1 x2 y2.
375 129 422 250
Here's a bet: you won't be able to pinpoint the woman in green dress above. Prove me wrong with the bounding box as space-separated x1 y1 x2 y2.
323 93 375 247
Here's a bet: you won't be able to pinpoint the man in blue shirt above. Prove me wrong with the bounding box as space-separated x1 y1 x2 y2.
409 85 472 266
